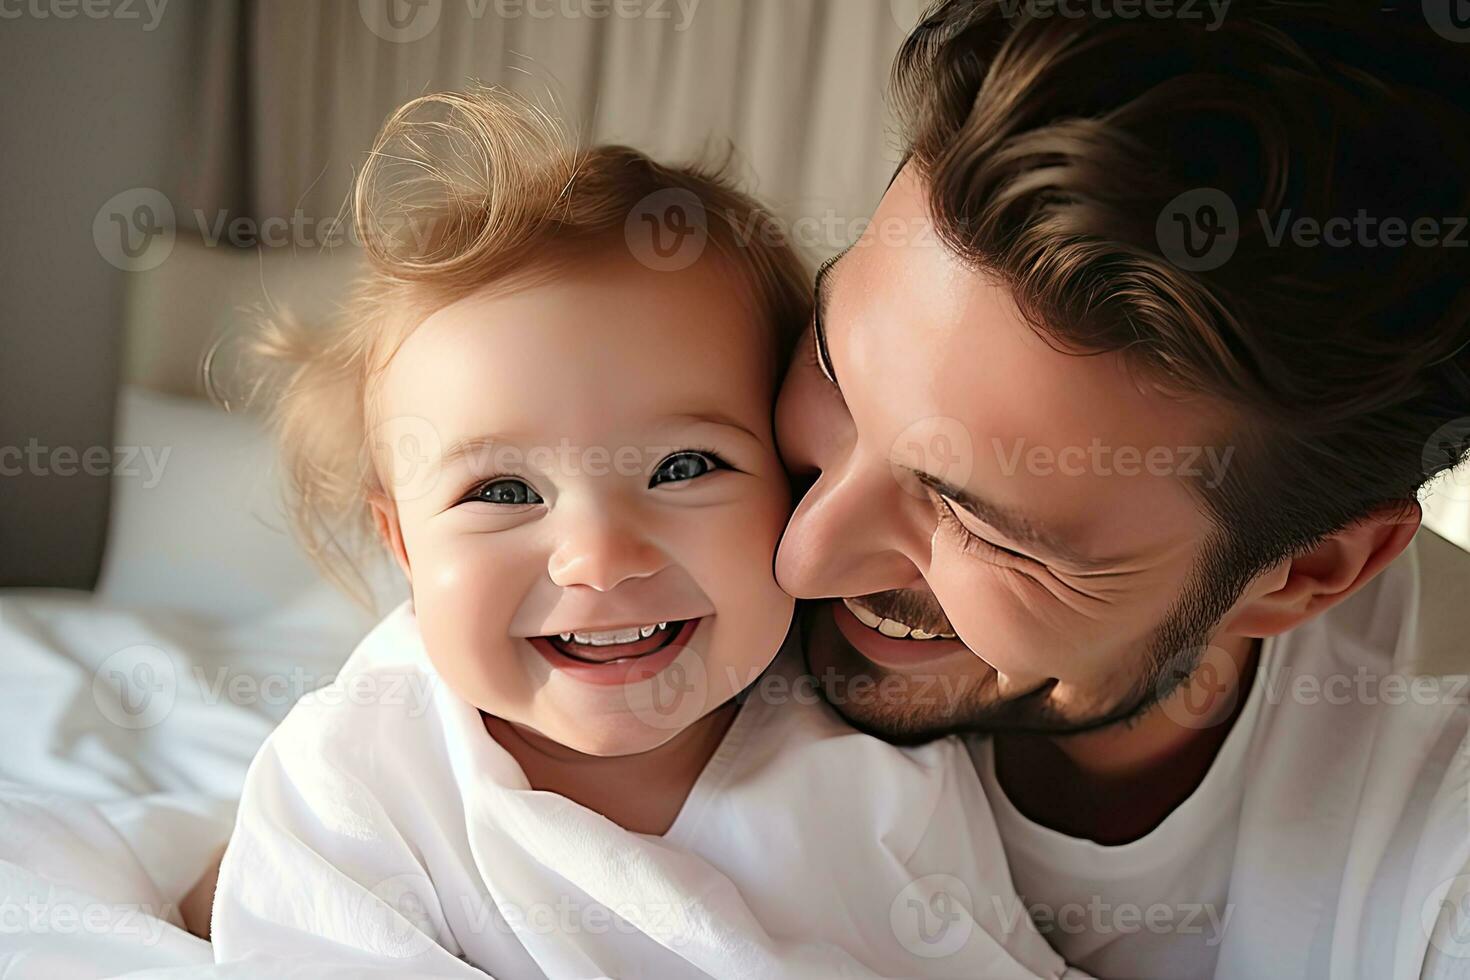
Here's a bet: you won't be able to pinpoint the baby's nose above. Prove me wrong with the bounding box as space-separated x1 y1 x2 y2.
547 511 670 592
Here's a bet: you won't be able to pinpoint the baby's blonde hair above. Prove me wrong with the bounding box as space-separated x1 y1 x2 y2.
241 88 811 604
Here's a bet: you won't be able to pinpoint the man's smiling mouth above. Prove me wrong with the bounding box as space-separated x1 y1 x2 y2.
840 597 956 641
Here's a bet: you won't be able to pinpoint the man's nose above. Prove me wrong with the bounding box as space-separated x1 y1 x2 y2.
547 505 670 593
776 462 922 600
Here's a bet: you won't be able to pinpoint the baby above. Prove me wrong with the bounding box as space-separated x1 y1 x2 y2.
210 90 1070 979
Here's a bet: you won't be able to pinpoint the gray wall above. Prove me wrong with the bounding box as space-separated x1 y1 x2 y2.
0 1 200 587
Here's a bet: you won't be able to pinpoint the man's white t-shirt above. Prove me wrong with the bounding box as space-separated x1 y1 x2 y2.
973 662 1260 979
212 606 1071 979
975 530 1470 980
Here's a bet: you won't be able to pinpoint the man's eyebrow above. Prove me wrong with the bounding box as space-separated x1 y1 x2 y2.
909 469 1119 572
813 245 853 388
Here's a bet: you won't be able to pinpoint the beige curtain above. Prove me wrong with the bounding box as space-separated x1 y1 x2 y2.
187 0 916 258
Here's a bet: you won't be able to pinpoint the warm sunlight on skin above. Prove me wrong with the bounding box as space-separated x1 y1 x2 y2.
775 166 1286 743
371 246 794 759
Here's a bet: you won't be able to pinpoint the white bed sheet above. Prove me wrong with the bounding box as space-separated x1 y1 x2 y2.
0 588 377 977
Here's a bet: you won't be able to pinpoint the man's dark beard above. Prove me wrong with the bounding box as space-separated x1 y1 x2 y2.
802 533 1257 745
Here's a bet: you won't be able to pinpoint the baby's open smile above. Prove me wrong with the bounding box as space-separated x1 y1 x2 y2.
529 617 705 686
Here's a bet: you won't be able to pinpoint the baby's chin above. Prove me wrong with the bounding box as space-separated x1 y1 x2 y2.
487 691 729 759
538 717 705 759
514 657 745 757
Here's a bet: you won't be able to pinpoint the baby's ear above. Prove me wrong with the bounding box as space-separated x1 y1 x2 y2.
369 492 412 582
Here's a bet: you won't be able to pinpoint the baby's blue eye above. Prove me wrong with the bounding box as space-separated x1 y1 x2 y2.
649 451 723 487
475 478 543 505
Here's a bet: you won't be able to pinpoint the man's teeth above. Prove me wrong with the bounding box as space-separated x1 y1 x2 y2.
557 622 670 646
841 598 956 641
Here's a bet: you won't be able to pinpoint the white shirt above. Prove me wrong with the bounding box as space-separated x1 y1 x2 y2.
212 604 1070 980
975 530 1470 980
973 665 1259 979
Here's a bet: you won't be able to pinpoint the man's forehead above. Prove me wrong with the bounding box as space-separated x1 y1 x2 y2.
849 165 953 273
830 167 1229 448
819 167 1231 560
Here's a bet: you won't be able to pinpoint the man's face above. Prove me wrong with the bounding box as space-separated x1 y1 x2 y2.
775 167 1244 742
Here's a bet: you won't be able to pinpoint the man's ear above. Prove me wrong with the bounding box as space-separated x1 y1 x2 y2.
370 492 412 583
1222 500 1421 638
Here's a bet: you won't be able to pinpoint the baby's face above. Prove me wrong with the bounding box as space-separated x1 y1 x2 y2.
373 248 795 756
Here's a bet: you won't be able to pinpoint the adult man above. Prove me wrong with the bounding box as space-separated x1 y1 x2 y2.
775 2 1470 977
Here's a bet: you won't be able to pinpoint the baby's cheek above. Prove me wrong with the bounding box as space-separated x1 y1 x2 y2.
690 492 795 662
409 539 539 709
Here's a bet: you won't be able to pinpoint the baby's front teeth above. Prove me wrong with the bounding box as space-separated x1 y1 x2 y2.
565 624 665 646
573 627 641 646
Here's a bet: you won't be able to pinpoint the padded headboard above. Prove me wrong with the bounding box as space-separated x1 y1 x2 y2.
121 233 362 399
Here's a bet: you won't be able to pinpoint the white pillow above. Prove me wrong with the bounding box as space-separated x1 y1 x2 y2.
96 386 398 627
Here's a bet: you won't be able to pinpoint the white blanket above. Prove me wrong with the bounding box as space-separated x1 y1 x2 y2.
212 603 1074 979
0 588 374 978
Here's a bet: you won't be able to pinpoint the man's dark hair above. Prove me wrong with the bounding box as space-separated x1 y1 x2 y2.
892 0 1470 598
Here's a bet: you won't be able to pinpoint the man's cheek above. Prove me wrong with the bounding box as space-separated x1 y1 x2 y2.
936 570 1153 702
930 567 1068 679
